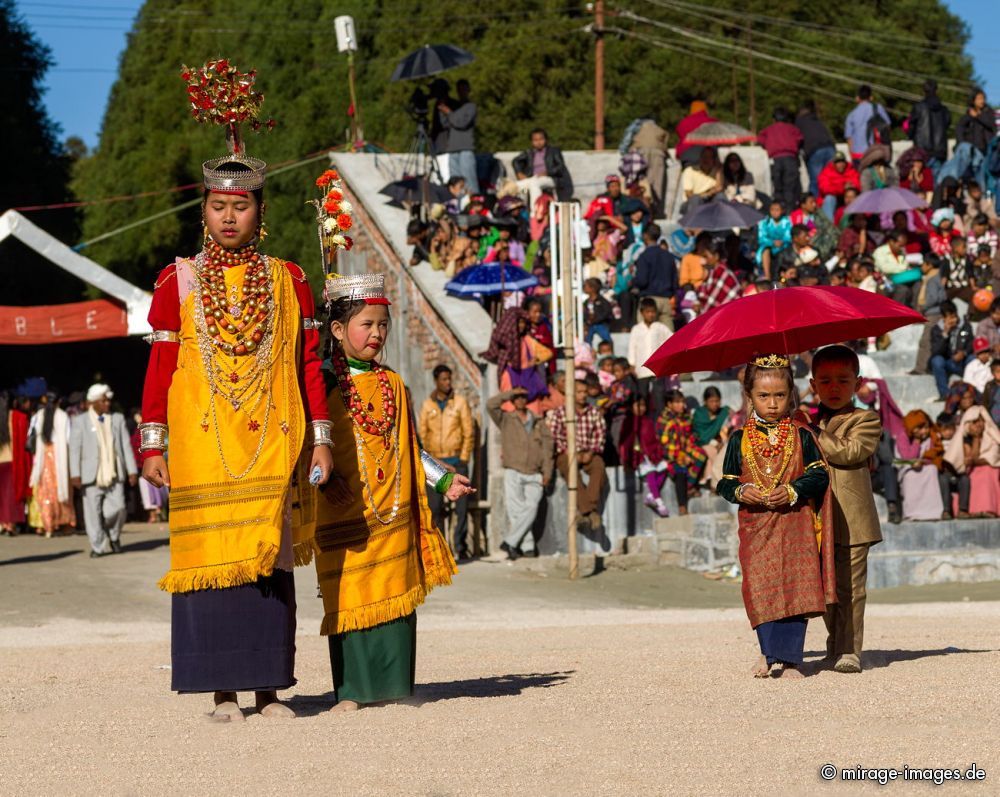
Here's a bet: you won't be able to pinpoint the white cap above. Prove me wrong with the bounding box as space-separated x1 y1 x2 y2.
86 383 113 403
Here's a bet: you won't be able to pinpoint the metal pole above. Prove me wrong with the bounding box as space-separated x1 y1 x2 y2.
594 0 606 150
558 203 579 580
347 51 362 145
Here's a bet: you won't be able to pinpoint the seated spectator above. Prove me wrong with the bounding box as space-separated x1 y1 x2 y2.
631 223 678 328
605 357 639 453
619 396 670 517
929 300 974 399
678 231 710 290
970 244 995 293
898 148 934 199
982 359 1000 425
895 410 944 521
445 215 484 277
931 177 967 234
847 256 877 293
941 236 972 301
696 244 742 313
512 127 572 203
407 219 433 267
776 224 819 273
817 151 861 221
757 106 804 212
944 400 1000 518
914 255 948 373
873 229 919 307
721 152 757 206
829 266 849 286
975 297 1000 357
656 389 707 516
932 413 970 519
445 175 467 216
858 144 898 192
964 337 994 393
549 379 608 534
692 386 730 489
963 181 998 231
582 277 614 350
627 296 673 417
755 201 792 280
929 208 962 256
589 217 622 267
789 193 838 258
834 185 861 228
429 207 457 270
967 213 998 259
681 146 723 211
837 212 874 262
483 218 525 265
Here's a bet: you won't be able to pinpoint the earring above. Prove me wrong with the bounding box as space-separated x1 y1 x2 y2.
202 222 210 243
257 219 268 240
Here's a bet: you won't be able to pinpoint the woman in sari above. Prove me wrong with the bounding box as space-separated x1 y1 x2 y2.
895 410 944 521
28 396 75 536
692 386 730 488
945 404 1000 517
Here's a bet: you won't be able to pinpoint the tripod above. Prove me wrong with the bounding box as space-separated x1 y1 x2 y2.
402 117 442 223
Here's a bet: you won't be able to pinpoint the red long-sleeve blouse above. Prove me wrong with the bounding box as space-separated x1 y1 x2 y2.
140 260 328 461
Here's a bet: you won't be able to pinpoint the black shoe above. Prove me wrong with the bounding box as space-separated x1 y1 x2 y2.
887 502 902 525
89 550 104 559
110 539 123 554
525 548 540 558
500 542 521 561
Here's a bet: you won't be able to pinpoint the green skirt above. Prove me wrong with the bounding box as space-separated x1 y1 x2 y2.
328 612 416 705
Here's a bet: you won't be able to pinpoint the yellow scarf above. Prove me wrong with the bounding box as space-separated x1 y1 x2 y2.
159 256 308 593
306 369 456 634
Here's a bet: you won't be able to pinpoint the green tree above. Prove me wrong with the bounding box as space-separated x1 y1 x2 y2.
74 0 976 288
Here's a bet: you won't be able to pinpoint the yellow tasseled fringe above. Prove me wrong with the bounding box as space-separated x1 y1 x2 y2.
157 541 278 594
293 539 318 567
321 584 428 635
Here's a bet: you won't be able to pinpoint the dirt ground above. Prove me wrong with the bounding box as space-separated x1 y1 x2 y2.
2 525 998 796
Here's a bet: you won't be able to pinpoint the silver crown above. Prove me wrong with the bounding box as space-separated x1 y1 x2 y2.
325 272 386 304
203 152 267 192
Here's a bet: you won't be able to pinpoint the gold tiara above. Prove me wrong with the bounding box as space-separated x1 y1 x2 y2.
751 353 791 369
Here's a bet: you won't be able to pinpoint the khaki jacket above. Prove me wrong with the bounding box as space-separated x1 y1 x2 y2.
487 391 554 480
418 392 474 462
816 408 883 547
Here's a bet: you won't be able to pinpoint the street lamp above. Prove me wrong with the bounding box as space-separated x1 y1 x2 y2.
334 15 363 147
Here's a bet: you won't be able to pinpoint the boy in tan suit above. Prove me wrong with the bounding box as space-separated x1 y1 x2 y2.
810 345 883 673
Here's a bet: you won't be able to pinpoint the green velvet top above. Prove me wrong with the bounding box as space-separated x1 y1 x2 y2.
717 424 828 505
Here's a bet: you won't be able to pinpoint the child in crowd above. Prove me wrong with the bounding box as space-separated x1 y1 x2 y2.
445 175 466 216
963 337 994 393
606 358 639 450
582 277 613 348
967 212 998 258
657 389 707 516
828 266 848 287
970 244 995 293
756 201 792 281
596 356 616 392
692 386 730 489
627 296 672 418
620 396 670 517
596 339 614 359
896 410 944 521
932 413 970 519
810 345 883 674
942 236 971 301
679 231 710 289
717 354 833 679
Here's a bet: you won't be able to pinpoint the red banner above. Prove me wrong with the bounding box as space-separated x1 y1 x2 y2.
0 300 129 344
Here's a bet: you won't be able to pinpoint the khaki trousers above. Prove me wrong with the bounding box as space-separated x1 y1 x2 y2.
823 543 871 657
556 453 606 516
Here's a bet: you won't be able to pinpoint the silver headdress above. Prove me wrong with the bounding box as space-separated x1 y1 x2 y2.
325 273 390 306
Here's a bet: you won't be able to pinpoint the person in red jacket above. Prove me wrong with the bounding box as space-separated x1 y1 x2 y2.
139 60 333 722
757 106 804 213
675 100 718 168
818 151 861 221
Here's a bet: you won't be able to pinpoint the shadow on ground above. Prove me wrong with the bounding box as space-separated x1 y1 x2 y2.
122 536 170 554
0 549 81 567
285 671 574 717
804 647 998 672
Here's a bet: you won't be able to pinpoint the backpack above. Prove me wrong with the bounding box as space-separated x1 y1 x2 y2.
866 108 892 146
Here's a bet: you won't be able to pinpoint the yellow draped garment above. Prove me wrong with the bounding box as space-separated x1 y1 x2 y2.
159 257 309 593
307 369 456 634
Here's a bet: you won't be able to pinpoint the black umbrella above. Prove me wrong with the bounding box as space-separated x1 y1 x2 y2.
390 44 474 82
679 199 763 230
379 177 451 206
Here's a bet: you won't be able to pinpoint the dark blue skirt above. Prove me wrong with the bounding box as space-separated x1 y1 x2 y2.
755 615 808 667
171 570 297 693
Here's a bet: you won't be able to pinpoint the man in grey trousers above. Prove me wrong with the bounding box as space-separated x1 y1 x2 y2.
487 387 553 560
69 384 138 557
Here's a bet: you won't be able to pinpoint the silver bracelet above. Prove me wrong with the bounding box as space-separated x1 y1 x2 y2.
143 330 179 345
420 449 449 490
138 422 168 453
311 420 334 448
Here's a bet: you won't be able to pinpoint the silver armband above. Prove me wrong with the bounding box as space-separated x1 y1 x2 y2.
311 420 334 448
303 318 323 331
420 450 449 489
143 330 179 345
138 422 168 453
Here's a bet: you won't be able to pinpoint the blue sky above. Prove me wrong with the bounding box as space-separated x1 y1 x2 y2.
17 0 1000 150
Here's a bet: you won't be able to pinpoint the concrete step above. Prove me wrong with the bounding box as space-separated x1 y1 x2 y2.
877 517 1000 553
868 547 1000 588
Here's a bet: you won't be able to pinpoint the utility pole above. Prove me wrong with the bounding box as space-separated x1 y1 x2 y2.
593 0 605 150
747 17 756 134
558 204 580 580
347 50 363 145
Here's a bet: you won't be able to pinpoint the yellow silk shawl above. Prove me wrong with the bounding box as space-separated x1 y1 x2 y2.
159 256 312 593
306 369 457 634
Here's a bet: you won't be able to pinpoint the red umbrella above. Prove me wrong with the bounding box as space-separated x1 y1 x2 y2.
644 286 925 376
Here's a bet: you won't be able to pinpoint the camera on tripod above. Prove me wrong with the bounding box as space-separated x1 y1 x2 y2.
407 86 431 125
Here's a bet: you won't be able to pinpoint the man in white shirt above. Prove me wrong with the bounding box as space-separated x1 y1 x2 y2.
627 297 673 416
963 337 993 393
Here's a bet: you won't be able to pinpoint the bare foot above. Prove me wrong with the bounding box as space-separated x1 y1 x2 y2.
751 655 771 678
254 690 295 718
208 692 244 722
777 665 804 679
328 700 360 714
